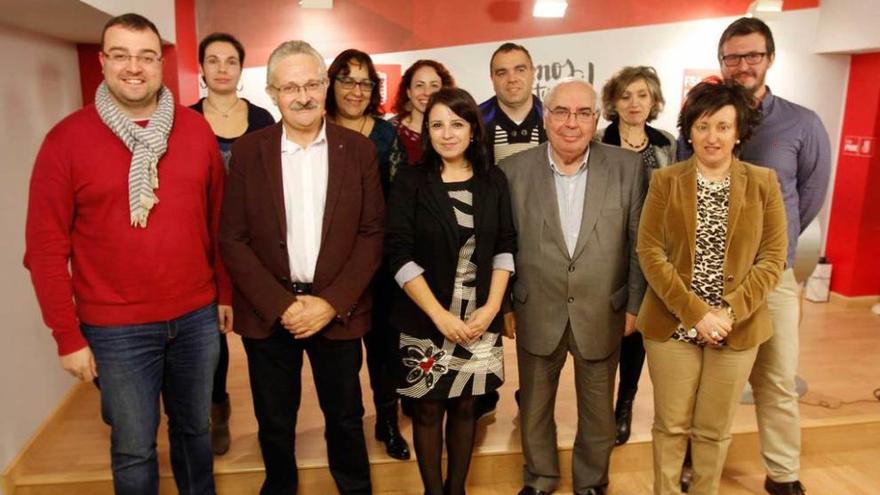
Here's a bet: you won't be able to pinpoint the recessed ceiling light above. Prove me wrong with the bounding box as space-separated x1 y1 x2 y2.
533 0 567 18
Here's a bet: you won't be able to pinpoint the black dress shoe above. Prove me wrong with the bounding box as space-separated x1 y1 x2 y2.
517 487 550 495
375 413 411 460
764 477 806 495
614 398 634 446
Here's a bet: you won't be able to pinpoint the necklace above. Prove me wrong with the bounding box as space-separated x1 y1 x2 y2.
205 97 240 118
622 131 648 149
333 115 369 135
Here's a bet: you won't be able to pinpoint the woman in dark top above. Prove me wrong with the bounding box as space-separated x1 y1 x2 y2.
597 65 676 448
324 48 410 461
189 32 274 456
190 33 274 171
389 59 455 167
385 87 516 495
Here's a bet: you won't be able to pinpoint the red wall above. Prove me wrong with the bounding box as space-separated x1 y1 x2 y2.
825 52 880 297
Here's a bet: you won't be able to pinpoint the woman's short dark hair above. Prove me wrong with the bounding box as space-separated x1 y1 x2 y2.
678 80 761 153
198 32 245 65
393 60 455 117
601 66 665 123
326 49 382 117
420 87 489 176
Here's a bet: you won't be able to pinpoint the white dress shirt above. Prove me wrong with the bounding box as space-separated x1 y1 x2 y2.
281 123 329 283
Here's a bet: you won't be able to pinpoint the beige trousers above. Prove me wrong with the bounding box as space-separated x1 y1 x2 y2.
750 268 802 482
646 338 758 495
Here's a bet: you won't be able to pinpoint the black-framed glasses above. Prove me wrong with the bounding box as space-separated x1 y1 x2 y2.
721 52 768 67
548 107 597 123
102 51 162 66
336 77 376 92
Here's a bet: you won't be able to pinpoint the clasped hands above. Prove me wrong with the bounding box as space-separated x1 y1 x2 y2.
694 307 734 346
281 295 337 339
433 305 501 345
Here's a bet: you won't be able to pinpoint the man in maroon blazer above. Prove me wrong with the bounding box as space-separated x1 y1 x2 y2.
219 40 383 495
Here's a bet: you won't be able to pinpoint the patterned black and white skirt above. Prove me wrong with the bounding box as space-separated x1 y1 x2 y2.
396 330 504 400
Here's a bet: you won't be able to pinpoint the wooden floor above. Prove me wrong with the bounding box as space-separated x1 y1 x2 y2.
4 297 880 494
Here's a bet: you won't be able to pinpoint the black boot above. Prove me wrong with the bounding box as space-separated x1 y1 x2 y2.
614 398 634 446
210 395 231 456
376 404 411 460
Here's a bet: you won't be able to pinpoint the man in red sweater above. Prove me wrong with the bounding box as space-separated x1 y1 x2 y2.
24 13 230 495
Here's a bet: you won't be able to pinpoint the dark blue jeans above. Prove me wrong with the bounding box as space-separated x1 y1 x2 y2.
82 303 220 495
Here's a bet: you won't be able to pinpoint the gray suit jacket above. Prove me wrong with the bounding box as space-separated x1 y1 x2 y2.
500 142 647 359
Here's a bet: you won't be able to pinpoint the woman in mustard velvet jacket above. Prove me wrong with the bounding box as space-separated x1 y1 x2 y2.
635 81 787 495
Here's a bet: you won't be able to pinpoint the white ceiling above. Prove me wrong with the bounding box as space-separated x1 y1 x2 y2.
0 0 111 43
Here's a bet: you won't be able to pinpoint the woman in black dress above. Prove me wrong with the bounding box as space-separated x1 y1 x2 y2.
189 32 274 455
385 87 516 495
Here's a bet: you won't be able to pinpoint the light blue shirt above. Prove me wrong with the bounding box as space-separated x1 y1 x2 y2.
548 146 590 257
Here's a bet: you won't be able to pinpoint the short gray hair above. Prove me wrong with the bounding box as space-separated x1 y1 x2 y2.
543 77 598 113
266 40 327 85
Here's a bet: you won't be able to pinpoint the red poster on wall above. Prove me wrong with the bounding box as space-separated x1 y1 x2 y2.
681 69 720 102
376 64 402 116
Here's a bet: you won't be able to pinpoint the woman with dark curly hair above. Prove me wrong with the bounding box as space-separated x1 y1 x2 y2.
325 48 410 461
389 60 455 167
636 81 787 495
385 87 515 495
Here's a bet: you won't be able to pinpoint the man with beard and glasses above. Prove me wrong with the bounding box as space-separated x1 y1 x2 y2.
219 40 383 495
24 13 230 495
676 17 831 495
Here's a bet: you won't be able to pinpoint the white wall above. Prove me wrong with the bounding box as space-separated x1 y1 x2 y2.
81 0 177 43
816 0 880 54
0 24 82 477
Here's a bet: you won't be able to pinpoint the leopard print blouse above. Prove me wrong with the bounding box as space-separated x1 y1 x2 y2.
673 173 731 347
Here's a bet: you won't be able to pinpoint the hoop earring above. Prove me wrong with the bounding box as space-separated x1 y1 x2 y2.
199 77 207 90
237 82 244 92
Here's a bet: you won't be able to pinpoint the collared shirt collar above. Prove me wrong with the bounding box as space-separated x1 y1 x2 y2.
547 144 590 176
760 86 775 113
281 120 328 154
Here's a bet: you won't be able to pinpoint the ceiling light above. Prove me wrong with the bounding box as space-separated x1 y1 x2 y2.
299 0 333 9
533 0 567 18
746 0 783 20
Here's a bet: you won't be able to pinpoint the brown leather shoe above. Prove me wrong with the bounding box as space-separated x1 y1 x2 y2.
764 477 806 495
211 397 231 456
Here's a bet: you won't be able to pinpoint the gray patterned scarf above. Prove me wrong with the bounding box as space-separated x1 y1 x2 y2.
95 81 175 228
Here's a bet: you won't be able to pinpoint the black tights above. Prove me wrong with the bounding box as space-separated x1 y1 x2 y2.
412 396 477 495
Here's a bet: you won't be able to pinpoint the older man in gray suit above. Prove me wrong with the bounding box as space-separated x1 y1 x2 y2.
500 78 646 495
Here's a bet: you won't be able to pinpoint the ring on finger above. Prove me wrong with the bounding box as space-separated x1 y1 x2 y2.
710 330 721 339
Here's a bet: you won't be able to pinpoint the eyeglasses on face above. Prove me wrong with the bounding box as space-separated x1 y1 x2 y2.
548 107 597 123
269 79 327 96
102 51 162 66
336 77 376 92
721 52 767 67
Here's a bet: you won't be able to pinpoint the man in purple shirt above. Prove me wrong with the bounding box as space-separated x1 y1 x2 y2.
678 17 831 495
